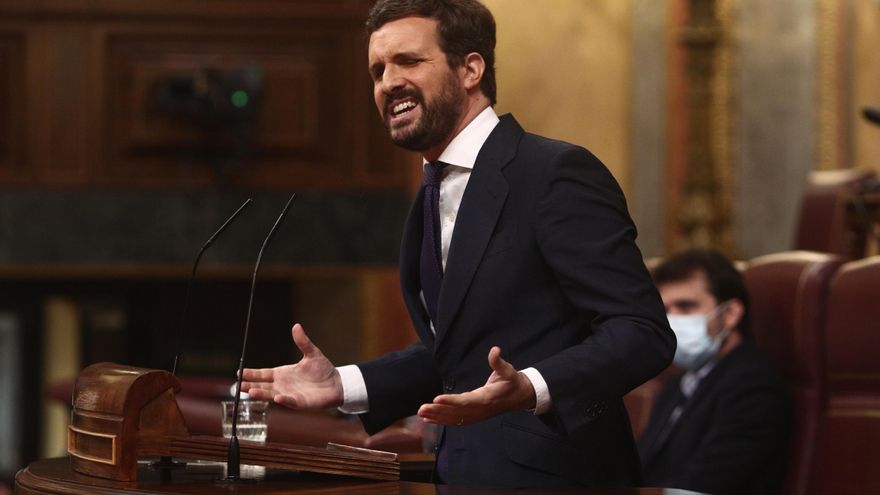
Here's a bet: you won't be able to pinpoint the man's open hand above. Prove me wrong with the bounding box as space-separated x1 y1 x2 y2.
241 323 343 409
417 346 536 426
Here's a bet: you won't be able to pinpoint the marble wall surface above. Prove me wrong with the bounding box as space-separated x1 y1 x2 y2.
733 0 818 257
0 191 410 266
487 0 880 259
630 0 669 257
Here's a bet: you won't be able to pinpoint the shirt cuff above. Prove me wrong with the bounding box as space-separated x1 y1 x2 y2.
337 365 369 414
520 367 552 415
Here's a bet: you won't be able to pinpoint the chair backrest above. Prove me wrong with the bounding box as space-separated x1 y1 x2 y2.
624 374 669 440
814 256 880 494
742 251 844 495
793 168 875 257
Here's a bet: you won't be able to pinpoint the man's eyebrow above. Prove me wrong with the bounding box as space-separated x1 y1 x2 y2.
369 51 427 74
391 51 424 60
375 51 426 65
672 299 700 308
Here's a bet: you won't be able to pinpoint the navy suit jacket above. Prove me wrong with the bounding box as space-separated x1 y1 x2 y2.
357 114 675 487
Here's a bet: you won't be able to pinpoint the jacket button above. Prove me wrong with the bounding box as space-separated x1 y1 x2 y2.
443 379 455 392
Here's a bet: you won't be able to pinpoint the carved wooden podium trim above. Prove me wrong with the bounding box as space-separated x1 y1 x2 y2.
68 362 399 482
68 425 118 466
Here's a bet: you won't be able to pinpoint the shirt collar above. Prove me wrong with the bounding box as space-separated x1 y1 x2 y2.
423 106 500 170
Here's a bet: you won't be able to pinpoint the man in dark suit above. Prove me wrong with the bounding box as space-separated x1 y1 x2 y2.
638 249 790 495
242 0 674 487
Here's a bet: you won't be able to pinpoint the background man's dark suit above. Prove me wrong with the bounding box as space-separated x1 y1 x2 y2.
638 340 790 494
357 114 675 486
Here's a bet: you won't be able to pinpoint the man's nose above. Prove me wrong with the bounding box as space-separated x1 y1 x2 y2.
379 67 405 93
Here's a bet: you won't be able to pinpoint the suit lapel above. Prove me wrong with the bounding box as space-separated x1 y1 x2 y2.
434 115 522 346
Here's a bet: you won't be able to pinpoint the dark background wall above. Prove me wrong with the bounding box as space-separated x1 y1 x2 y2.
0 0 421 479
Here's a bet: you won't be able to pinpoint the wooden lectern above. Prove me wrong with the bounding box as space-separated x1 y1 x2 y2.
66 362 398 482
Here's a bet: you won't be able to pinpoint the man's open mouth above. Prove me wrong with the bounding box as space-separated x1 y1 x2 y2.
390 99 419 118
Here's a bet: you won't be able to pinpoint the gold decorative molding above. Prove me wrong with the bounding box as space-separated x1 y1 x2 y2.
673 0 735 255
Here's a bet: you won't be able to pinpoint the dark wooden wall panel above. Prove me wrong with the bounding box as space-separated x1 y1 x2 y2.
0 32 26 183
102 28 358 188
33 25 98 184
0 0 417 190
0 3 420 474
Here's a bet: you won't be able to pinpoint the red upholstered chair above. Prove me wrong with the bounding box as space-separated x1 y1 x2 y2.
814 256 880 494
742 251 844 495
793 168 875 257
624 375 667 440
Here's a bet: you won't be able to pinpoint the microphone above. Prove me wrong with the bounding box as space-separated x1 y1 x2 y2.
864 106 880 126
153 198 252 473
171 198 254 376
222 193 296 482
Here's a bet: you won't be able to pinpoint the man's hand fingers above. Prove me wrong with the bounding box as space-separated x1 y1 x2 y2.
243 387 275 401
291 323 320 357
418 403 456 416
431 392 474 407
242 368 274 382
241 381 273 392
418 403 463 425
487 346 516 377
273 394 299 408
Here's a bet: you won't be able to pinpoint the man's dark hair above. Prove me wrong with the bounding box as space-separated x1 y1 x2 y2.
653 248 751 337
366 0 497 105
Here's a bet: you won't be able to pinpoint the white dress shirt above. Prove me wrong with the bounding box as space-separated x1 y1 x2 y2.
338 106 552 415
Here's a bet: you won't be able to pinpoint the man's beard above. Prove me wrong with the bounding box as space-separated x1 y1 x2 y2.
384 71 465 152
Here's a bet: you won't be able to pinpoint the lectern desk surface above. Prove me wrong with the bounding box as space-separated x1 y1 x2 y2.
16 458 692 495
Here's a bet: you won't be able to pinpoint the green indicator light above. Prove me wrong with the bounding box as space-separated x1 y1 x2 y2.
231 90 249 108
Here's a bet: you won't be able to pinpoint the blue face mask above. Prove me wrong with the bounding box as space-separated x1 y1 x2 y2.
667 304 730 370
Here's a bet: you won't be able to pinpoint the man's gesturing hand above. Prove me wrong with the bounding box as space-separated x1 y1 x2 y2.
417 346 537 426
241 323 343 410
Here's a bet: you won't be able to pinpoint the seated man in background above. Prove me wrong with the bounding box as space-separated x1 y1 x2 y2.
637 249 790 495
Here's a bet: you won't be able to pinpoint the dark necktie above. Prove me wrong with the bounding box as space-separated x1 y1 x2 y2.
421 163 451 483
420 161 447 326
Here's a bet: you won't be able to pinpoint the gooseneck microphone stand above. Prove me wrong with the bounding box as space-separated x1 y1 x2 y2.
219 193 296 483
152 198 253 472
172 198 253 376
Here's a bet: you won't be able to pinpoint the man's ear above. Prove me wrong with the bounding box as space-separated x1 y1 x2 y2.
460 52 486 91
722 299 745 331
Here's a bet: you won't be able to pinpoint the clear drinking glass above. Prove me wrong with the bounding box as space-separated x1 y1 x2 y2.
221 400 269 442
